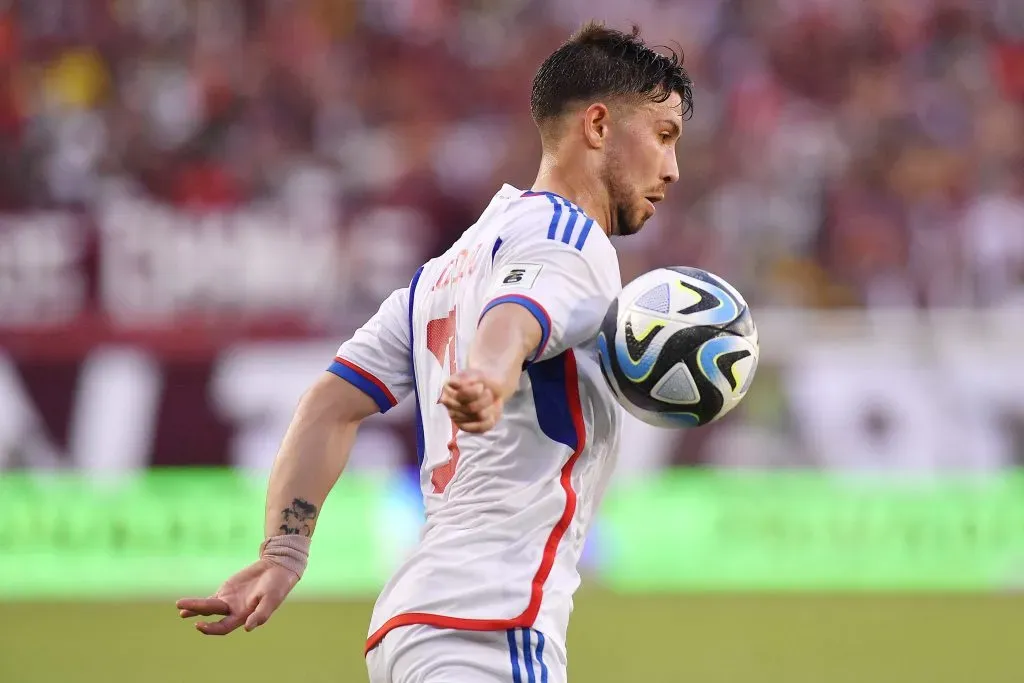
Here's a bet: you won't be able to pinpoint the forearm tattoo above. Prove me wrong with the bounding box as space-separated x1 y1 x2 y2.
278 498 317 536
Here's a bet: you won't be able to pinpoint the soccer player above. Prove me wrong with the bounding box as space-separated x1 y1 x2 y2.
177 21 692 683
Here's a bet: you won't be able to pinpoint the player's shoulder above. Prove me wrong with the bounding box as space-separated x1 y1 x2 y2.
492 185 614 263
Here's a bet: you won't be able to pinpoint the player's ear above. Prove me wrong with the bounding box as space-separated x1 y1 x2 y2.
582 103 610 149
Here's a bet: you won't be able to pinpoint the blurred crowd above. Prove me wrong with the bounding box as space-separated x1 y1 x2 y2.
1 0 1024 310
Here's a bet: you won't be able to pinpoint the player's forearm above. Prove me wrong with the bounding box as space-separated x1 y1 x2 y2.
263 374 373 539
469 304 542 399
263 415 356 539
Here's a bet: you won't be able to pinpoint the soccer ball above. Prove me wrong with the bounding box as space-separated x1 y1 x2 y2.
596 266 759 428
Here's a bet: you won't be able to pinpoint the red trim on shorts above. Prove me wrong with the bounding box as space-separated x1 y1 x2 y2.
364 350 585 655
334 357 398 406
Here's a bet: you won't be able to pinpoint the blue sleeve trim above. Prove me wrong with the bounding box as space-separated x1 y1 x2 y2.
327 359 395 413
478 294 552 364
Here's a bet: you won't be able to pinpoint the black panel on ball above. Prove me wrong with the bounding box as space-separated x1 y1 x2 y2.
598 269 756 427
665 266 748 331
601 314 728 425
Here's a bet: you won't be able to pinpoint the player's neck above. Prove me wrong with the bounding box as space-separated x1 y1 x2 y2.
531 160 613 236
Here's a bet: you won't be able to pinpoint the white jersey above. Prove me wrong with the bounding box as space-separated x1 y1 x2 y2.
330 184 623 656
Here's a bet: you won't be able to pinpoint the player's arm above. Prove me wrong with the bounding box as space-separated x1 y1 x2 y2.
471 303 542 397
175 377 376 636
178 287 414 635
443 222 619 433
442 304 541 433
261 372 378 540
262 284 413 544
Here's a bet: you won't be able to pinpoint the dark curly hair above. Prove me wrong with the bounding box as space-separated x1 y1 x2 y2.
530 21 694 130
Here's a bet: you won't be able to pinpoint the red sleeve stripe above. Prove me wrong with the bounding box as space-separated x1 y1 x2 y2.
329 357 398 410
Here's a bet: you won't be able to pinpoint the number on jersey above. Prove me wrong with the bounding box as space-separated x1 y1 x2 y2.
426 307 460 494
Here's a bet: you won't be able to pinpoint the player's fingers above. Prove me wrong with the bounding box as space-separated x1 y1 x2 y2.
457 412 500 433
195 613 247 636
464 402 504 432
449 407 494 429
442 400 480 423
448 398 499 423
441 380 477 403
442 388 488 416
457 421 493 434
244 592 285 632
444 373 476 393
176 597 231 617
460 389 496 415
451 380 485 401
439 388 463 411
449 414 483 431
179 609 199 618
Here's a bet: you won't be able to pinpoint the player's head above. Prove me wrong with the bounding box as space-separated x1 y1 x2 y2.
531 22 693 236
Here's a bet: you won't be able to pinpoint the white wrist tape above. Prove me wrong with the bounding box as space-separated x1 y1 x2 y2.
259 535 311 579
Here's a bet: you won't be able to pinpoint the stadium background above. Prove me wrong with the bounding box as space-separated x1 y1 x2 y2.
2 0 1024 681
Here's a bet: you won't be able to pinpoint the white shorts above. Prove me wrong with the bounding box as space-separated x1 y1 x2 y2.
366 624 567 683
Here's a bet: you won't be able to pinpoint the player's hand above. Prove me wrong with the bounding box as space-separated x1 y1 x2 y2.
441 369 504 433
176 560 299 635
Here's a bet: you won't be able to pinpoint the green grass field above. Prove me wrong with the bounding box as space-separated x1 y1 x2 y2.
3 591 1023 683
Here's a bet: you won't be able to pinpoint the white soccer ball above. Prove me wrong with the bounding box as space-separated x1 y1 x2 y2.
596 266 759 428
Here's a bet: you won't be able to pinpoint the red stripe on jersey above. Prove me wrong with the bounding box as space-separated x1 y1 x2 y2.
363 350 585 655
334 357 398 407
522 350 582 623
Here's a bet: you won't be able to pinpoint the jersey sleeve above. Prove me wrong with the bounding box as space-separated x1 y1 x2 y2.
329 287 413 413
479 225 620 364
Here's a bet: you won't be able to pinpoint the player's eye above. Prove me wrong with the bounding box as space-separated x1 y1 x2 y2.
660 132 673 143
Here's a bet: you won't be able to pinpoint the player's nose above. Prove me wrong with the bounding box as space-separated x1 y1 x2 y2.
662 149 680 185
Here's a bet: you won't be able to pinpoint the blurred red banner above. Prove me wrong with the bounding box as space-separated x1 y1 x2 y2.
0 195 428 359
